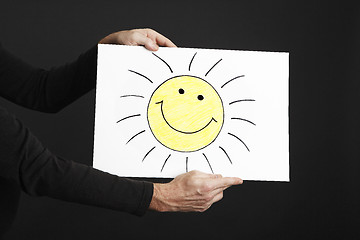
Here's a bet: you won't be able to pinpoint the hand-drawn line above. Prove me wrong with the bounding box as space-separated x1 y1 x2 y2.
156 100 217 134
228 132 250 152
152 52 173 73
128 70 153 83
188 52 197 71
202 153 214 174
186 156 189 172
116 114 141 123
221 75 245 88
219 146 232 164
142 146 156 162
231 117 256 126
161 154 172 172
205 58 222 77
120 94 145 98
126 130 145 144
229 99 255 105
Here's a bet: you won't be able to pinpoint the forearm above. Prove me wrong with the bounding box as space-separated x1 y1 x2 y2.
0 43 97 113
26 154 154 216
0 107 153 216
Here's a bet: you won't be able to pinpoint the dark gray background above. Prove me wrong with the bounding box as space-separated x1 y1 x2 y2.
1 1 359 239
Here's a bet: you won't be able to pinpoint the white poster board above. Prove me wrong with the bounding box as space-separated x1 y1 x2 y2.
93 44 289 181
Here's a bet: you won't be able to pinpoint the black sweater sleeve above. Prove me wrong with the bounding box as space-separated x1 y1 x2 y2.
0 43 153 216
0 43 97 113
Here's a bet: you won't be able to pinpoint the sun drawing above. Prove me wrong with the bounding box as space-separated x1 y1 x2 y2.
116 51 256 174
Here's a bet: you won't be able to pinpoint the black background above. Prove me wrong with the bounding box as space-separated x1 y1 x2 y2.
1 1 360 239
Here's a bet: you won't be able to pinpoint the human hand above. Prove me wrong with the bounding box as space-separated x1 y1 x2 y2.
99 28 176 51
149 170 243 212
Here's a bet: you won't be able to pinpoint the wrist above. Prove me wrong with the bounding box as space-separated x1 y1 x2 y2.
98 32 118 44
149 183 167 212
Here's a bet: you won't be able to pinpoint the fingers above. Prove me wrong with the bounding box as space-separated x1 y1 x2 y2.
191 170 242 189
188 170 218 178
212 191 224 204
197 190 224 212
142 28 177 48
130 31 159 51
209 173 223 179
211 177 243 190
99 28 176 51
128 28 176 51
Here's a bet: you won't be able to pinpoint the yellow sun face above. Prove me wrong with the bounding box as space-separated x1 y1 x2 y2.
147 75 224 152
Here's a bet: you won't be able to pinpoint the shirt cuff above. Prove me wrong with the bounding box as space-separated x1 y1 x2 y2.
134 181 154 216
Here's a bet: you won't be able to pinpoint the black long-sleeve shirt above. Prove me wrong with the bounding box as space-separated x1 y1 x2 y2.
0 43 153 237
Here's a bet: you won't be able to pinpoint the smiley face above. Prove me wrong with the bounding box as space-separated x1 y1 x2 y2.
147 75 224 152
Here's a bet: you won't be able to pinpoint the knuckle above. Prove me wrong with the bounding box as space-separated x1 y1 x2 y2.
201 204 211 212
197 206 207 213
190 170 199 175
201 182 212 192
191 178 200 187
196 208 204 213
205 195 213 203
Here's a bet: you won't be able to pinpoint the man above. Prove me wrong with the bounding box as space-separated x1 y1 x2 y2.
0 28 242 237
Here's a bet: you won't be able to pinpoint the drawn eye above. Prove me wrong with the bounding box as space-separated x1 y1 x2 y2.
179 88 185 94
197 95 204 100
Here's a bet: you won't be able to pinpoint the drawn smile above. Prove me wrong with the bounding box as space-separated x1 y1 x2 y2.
156 100 217 134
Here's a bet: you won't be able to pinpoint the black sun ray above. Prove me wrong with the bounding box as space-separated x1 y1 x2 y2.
231 117 256 126
126 130 145 144
228 132 250 152
116 114 141 123
152 52 173 73
229 99 255 105
219 146 232 164
221 75 245 88
205 58 222 77
188 52 197 71
142 146 156 162
161 154 172 172
128 70 153 83
120 94 145 98
202 153 214 174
